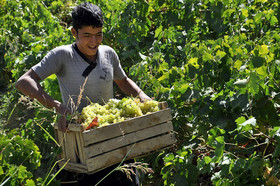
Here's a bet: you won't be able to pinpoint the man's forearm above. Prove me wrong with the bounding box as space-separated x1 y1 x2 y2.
15 70 67 115
115 77 150 100
17 78 54 107
123 78 141 96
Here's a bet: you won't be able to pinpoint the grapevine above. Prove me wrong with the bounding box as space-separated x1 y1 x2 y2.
79 98 160 129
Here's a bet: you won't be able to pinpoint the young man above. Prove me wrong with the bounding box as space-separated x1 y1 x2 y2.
15 2 150 132
15 2 148 185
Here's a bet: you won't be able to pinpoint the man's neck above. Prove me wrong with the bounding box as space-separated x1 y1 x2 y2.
72 43 97 64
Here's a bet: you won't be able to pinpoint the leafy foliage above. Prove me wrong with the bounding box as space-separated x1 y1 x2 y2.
0 130 42 185
1 0 280 185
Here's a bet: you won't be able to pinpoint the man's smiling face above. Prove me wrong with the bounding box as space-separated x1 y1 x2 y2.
71 26 103 61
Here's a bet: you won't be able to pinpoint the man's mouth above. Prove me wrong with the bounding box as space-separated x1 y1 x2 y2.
88 46 97 49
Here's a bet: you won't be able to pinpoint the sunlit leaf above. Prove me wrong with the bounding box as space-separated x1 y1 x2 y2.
233 79 248 87
155 25 163 38
259 45 269 56
216 50 226 59
25 179 36 186
203 52 213 61
237 117 257 131
255 66 267 76
188 58 199 69
241 9 249 18
270 16 278 25
204 156 212 164
234 60 242 70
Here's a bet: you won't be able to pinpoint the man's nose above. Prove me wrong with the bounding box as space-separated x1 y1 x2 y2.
90 35 97 44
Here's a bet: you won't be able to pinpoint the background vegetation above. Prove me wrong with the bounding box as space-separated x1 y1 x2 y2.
1 0 280 185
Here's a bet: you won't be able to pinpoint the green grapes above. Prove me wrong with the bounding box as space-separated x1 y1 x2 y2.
139 100 160 114
79 98 160 129
119 98 143 117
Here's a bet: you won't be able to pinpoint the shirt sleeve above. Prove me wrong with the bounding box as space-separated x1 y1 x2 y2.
110 48 127 80
31 47 64 80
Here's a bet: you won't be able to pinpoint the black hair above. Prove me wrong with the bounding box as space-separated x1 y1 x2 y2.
71 2 103 30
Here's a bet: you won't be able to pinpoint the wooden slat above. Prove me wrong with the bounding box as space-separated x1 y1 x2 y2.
58 160 88 173
82 108 172 146
67 124 85 132
53 123 85 132
84 121 173 158
64 132 78 162
56 130 66 159
53 123 58 129
86 133 176 173
159 101 168 109
75 132 86 164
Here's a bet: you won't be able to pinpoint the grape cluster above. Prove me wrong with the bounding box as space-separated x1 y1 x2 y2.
79 98 160 129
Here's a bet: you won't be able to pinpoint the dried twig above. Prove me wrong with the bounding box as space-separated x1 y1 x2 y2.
116 162 154 181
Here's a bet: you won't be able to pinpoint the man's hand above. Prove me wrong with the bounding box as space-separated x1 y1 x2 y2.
58 115 68 132
55 102 71 133
138 90 152 102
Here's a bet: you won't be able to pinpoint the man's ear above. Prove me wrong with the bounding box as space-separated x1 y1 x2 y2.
71 27 77 38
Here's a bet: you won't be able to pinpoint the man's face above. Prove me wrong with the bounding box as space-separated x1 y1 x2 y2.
71 26 103 61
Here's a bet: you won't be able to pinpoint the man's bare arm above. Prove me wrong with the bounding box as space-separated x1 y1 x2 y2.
15 69 69 131
114 77 151 101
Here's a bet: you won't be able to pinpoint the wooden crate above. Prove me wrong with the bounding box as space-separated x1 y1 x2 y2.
54 103 176 174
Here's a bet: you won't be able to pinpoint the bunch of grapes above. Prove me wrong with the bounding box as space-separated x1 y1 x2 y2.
79 98 160 129
119 98 143 118
139 100 160 114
